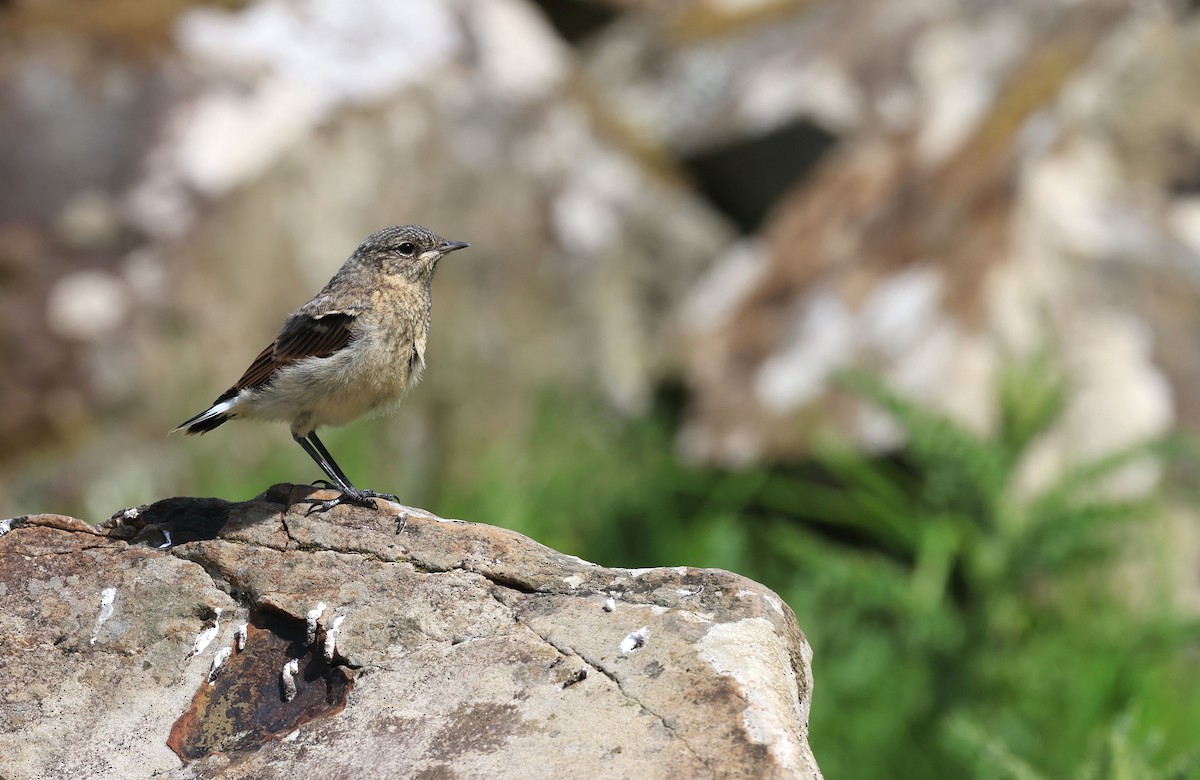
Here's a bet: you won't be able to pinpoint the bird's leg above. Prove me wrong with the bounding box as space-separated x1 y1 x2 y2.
304 432 355 487
308 431 401 505
292 431 397 512
293 432 358 510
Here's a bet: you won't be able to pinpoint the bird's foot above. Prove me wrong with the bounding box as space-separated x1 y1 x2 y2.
303 486 399 514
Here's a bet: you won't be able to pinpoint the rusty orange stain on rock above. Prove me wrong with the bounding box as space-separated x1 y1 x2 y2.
167 616 353 761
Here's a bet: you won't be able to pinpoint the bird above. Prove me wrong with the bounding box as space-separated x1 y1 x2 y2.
175 224 469 511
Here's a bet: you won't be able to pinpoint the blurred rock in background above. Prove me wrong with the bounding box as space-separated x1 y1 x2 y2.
0 0 1197 521
661 0 1190 498
0 0 730 516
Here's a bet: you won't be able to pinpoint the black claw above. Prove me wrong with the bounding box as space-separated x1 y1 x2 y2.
305 498 342 515
301 486 396 514
356 489 399 503
310 479 337 489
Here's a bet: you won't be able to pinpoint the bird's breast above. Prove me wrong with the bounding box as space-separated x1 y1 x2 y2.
353 315 423 395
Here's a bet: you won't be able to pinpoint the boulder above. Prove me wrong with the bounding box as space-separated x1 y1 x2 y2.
0 486 821 779
674 1 1189 490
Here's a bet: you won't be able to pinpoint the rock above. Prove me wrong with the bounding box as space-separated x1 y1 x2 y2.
676 1 1187 485
0 486 821 779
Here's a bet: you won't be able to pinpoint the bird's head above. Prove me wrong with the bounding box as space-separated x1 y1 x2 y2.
359 224 469 282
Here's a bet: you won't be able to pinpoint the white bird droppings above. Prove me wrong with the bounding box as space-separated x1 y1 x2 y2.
323 614 346 661
188 607 222 658
235 623 248 651
619 626 650 653
90 587 117 645
282 659 300 701
208 646 232 683
603 596 616 613
306 602 327 645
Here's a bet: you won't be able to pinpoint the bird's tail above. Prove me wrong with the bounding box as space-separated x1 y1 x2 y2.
173 398 236 435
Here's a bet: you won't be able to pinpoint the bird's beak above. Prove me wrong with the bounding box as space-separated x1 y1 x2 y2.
439 240 469 254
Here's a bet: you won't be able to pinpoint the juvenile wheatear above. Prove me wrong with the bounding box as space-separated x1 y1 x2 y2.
175 225 469 511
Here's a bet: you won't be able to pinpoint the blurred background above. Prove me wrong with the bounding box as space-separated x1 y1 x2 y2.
2 0 1199 776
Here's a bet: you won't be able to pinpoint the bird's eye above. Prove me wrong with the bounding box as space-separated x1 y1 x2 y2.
398 242 417 256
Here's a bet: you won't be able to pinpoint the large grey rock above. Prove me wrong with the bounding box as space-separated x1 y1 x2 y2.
674 1 1191 496
0 486 820 779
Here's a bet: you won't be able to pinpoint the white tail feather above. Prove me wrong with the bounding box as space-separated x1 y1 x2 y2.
172 398 236 433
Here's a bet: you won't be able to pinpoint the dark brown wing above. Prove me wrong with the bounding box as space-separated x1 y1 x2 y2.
232 311 358 392
176 310 360 435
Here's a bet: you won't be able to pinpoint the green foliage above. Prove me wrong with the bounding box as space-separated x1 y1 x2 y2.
947 710 1200 780
435 361 1199 779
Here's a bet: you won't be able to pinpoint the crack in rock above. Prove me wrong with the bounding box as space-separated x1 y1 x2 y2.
278 507 295 546
18 544 118 558
488 588 711 771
